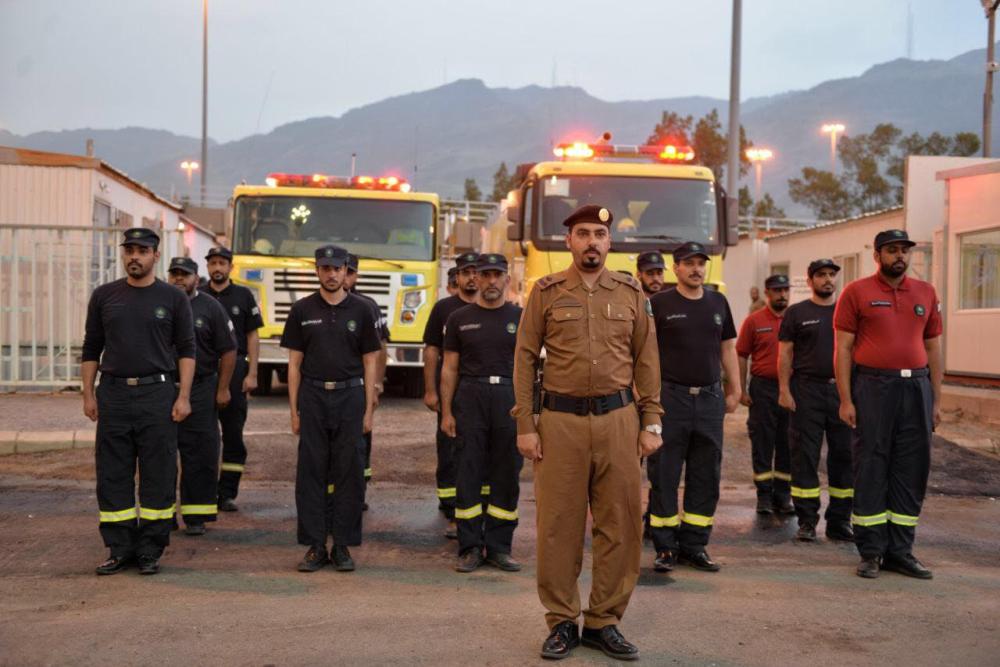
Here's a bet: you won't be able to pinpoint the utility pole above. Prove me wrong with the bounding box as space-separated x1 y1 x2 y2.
726 0 742 230
201 0 209 206
984 0 998 158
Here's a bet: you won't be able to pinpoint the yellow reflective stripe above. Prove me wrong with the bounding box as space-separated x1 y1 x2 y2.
454 504 483 520
220 463 245 472
486 504 518 521
682 512 714 527
364 467 373 478
791 486 821 499
138 505 176 521
887 511 919 527
437 487 457 499
326 484 335 494
649 514 680 527
852 512 888 527
480 485 491 495
753 471 774 481
773 471 792 482
828 486 854 499
180 504 217 515
99 507 137 523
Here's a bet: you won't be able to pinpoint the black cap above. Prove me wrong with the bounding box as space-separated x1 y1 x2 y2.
205 246 233 261
477 253 508 272
807 258 841 277
874 229 916 250
168 256 198 275
347 253 360 272
563 204 613 228
764 274 790 289
672 241 709 263
636 251 666 271
314 245 348 267
455 252 480 270
120 227 159 248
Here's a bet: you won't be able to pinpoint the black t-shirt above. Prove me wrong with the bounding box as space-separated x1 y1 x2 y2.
188 292 238 377
650 287 737 386
443 303 523 377
280 292 381 380
204 282 264 355
778 299 837 379
353 290 389 342
83 278 196 377
423 295 472 348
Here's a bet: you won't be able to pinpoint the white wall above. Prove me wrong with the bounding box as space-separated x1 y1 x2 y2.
905 156 997 242
0 164 92 225
724 234 769 328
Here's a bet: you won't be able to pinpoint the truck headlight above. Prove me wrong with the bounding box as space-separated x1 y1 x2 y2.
403 290 424 309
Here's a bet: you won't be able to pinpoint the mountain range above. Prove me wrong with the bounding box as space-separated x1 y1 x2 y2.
2 43 997 216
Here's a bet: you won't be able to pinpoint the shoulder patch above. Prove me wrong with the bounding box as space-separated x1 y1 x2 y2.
609 272 642 292
536 272 568 290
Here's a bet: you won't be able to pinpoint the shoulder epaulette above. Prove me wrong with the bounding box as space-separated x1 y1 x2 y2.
536 271 568 290
609 271 642 292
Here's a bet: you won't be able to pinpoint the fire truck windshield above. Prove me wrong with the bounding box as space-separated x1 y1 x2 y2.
233 196 436 261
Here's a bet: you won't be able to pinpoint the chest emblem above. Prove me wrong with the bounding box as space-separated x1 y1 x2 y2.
713 313 723 326
346 319 357 332
231 305 240 315
506 322 517 334
154 306 167 319
195 317 205 329
914 304 925 316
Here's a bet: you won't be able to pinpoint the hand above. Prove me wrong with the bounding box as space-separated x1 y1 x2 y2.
83 394 98 422
171 396 192 423
290 411 300 435
778 390 796 412
725 393 740 414
242 373 258 394
216 387 231 410
839 401 857 429
441 413 457 438
517 433 542 462
639 430 662 457
739 391 753 408
423 390 439 412
363 409 373 434
932 402 941 429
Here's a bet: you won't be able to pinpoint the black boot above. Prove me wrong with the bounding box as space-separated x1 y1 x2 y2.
331 545 356 572
540 621 580 660
581 625 639 661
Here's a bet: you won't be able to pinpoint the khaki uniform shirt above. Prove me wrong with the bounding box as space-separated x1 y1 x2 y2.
512 264 663 435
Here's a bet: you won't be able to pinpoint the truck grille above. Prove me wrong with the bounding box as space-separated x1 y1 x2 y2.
272 269 392 324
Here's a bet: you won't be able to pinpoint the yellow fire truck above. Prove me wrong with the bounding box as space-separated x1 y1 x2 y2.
486 135 738 299
227 172 439 395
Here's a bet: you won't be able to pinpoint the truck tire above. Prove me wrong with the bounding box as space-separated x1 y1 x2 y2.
253 365 274 396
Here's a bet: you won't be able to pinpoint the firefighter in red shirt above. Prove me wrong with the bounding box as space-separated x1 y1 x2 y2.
834 229 943 580
737 274 793 515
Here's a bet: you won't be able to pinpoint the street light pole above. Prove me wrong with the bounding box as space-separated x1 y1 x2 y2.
726 0 742 230
983 0 998 158
200 0 208 206
745 148 773 202
821 123 845 174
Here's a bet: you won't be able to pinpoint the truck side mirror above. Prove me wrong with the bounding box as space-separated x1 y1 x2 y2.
506 204 520 223
506 223 523 241
718 185 740 247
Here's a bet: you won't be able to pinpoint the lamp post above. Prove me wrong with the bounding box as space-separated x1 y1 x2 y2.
725 0 742 233
180 160 200 187
745 148 773 202
821 123 845 174
200 0 208 206
983 0 999 158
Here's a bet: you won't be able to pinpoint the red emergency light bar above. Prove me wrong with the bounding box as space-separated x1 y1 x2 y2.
553 141 695 163
265 172 411 192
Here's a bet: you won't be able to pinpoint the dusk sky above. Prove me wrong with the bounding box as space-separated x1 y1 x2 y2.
0 0 991 142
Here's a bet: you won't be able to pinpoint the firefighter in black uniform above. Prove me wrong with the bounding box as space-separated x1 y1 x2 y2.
281 245 381 573
82 227 195 576
647 242 740 573
446 265 459 296
203 246 264 512
167 257 237 535
636 250 666 537
423 252 479 537
439 253 524 573
778 259 854 543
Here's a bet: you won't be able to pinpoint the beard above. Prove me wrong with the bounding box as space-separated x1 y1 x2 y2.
126 261 151 278
812 284 835 297
482 286 503 303
210 271 228 284
320 280 342 294
880 259 907 278
771 300 788 312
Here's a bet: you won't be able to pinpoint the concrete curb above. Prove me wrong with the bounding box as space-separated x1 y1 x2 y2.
0 430 95 455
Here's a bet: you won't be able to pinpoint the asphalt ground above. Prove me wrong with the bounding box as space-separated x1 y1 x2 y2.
1 393 999 666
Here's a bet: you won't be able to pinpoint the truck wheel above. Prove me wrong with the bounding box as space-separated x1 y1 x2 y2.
253 365 274 396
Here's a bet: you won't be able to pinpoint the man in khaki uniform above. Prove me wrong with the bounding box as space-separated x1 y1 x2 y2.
514 204 663 662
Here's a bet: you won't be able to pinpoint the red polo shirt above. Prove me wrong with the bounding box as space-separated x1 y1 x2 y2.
736 306 783 379
834 272 942 370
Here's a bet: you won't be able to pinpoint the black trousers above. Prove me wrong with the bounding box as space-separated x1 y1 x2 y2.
453 381 523 555
297 382 365 548
851 372 933 559
177 375 220 525
436 409 458 519
95 380 177 559
364 431 373 482
788 376 852 527
648 381 725 554
747 376 791 500
218 357 248 500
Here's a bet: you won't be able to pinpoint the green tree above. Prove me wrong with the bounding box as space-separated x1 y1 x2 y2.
490 162 516 202
752 193 786 219
887 130 981 200
788 167 852 220
738 186 754 217
646 111 694 146
463 177 482 202
648 109 752 183
838 123 901 213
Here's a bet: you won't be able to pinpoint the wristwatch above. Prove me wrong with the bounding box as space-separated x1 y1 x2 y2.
644 424 663 435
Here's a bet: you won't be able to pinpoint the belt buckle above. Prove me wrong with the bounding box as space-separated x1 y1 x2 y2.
590 395 609 415
126 377 139 386
574 399 590 417
323 381 336 390
900 369 912 378
489 376 500 385
688 386 701 396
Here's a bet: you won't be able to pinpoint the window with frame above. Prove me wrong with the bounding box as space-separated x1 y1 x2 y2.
958 227 1000 310
833 253 858 293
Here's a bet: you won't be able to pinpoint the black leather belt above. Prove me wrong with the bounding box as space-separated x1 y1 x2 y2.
542 388 634 416
664 380 721 396
463 375 513 386
750 375 778 384
797 374 837 384
103 373 169 386
306 377 364 390
856 365 929 378
173 372 218 385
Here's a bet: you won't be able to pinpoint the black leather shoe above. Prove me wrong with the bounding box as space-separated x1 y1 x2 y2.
184 523 206 536
455 549 485 573
444 521 458 540
882 553 933 579
773 496 795 515
486 552 522 572
332 545 356 572
297 546 328 572
137 555 160 575
362 501 369 512
680 550 721 572
856 556 881 579
95 555 132 576
581 625 640 661
756 497 774 514
218 497 238 512
653 550 677 572
825 521 854 542
796 524 817 542
540 621 580 660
